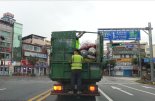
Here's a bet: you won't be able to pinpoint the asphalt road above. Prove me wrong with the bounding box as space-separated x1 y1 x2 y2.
0 76 52 101
0 76 155 101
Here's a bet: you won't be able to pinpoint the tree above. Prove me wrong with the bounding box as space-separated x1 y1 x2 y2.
103 59 116 69
27 56 39 66
132 58 138 65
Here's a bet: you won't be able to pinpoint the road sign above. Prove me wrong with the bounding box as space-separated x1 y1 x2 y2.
144 58 155 63
125 44 134 48
98 30 140 40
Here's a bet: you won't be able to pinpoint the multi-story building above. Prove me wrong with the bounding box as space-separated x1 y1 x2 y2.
106 42 147 77
19 34 50 76
0 12 22 76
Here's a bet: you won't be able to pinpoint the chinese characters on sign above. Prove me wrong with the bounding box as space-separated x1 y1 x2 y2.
98 30 140 40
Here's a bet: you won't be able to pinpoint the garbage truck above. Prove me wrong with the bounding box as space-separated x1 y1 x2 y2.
49 31 103 98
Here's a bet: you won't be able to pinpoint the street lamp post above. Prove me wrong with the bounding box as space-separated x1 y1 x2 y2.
138 40 142 78
108 64 111 76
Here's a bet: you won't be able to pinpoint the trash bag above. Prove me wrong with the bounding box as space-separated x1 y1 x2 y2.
88 47 96 55
87 55 96 59
80 50 88 58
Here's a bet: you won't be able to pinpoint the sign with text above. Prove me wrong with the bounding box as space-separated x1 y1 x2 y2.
144 58 155 63
98 30 140 40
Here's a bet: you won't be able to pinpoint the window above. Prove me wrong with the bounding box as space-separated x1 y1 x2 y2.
6 54 11 59
146 48 150 51
6 43 10 47
28 45 33 50
0 42 5 46
23 44 33 51
34 46 41 52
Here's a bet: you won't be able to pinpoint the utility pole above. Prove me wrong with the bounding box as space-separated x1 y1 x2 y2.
138 40 142 78
148 22 154 81
98 22 154 80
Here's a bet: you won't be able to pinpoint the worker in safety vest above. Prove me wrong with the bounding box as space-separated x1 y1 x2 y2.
70 49 83 94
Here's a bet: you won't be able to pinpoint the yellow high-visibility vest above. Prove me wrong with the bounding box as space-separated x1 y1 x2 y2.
71 54 83 70
76 40 80 49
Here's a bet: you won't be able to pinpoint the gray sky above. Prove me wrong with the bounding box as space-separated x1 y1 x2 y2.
0 0 155 44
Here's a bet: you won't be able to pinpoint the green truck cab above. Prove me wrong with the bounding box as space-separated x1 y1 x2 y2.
49 31 103 97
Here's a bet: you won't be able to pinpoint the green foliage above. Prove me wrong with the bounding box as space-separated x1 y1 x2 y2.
27 56 39 65
132 58 138 65
13 47 22 61
103 59 116 68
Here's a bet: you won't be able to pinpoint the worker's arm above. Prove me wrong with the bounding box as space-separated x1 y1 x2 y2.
76 31 85 39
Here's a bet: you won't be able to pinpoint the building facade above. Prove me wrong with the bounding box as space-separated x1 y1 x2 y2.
106 42 147 77
19 34 50 76
0 12 22 76
145 44 155 58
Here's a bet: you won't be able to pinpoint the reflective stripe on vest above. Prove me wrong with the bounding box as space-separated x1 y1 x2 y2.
71 55 83 70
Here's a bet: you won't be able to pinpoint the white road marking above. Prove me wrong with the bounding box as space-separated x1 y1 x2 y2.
119 84 155 96
98 88 113 101
0 88 6 91
111 86 133 96
98 83 138 85
142 86 155 89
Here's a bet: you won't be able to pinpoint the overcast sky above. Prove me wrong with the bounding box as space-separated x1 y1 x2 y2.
0 0 155 44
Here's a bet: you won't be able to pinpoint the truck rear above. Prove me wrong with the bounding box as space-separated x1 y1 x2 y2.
49 31 103 96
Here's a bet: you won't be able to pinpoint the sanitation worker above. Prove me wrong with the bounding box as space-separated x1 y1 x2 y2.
70 49 83 94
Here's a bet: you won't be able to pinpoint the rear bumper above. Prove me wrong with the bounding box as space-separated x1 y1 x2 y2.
51 91 100 96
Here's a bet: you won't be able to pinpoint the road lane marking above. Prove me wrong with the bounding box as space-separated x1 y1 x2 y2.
98 83 138 85
142 86 155 89
36 92 50 101
27 89 52 101
0 88 6 91
98 88 113 101
111 86 133 96
118 84 155 96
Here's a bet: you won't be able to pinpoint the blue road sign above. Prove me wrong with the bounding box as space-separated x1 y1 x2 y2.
125 44 134 48
98 30 140 40
144 58 150 63
144 58 155 63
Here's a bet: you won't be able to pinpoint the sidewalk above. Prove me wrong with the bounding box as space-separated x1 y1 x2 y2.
0 75 50 80
111 76 140 81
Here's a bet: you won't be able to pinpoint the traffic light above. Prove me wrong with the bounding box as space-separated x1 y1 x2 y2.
111 43 122 47
0 36 5 40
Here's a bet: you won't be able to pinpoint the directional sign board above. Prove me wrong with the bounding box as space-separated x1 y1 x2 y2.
98 30 140 40
144 58 155 63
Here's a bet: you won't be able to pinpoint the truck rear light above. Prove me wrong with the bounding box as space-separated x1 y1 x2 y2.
89 85 96 92
53 84 63 91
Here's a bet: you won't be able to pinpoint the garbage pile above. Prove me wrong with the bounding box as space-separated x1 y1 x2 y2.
80 42 96 62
